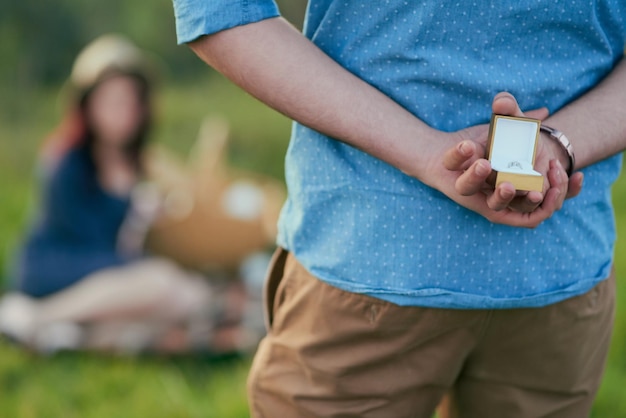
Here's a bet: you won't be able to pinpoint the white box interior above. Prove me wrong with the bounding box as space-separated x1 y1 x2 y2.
490 118 541 176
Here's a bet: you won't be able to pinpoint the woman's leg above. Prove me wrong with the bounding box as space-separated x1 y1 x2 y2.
33 258 213 325
1 258 258 353
0 258 214 351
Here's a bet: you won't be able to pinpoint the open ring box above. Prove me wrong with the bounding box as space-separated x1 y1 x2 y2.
486 114 544 192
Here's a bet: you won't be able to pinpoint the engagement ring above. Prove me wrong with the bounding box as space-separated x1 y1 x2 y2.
507 161 523 170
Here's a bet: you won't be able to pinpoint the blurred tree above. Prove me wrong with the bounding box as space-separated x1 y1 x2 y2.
0 0 80 89
0 0 307 93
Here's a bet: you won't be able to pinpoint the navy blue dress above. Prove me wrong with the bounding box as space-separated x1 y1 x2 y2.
15 146 132 298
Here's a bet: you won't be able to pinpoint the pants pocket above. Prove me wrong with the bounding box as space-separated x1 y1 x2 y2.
262 247 289 332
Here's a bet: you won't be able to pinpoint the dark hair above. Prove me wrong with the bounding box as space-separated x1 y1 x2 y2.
78 70 152 173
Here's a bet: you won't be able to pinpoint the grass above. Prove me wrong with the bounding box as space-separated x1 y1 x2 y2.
596 165 626 417
0 78 625 417
0 347 251 418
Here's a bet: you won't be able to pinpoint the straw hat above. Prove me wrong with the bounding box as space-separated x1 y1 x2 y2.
69 33 157 94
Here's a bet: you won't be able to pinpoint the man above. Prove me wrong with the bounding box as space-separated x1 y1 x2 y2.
172 1 626 416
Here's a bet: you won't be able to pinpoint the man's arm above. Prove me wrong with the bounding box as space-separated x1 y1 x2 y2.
189 17 438 181
543 58 626 171
188 17 569 227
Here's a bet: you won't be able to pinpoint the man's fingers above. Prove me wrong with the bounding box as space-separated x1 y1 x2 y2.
491 92 549 120
443 140 478 171
492 89 550 121
534 185 562 221
455 159 491 195
507 191 544 213
485 182 517 211
524 107 550 121
545 160 568 210
566 172 584 199
492 92 525 117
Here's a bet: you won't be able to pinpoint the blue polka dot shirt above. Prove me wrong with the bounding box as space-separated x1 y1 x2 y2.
174 0 626 308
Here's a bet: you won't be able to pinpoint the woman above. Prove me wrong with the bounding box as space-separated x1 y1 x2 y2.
0 35 246 354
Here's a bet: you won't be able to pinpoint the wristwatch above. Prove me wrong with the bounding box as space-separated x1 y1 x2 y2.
540 125 576 177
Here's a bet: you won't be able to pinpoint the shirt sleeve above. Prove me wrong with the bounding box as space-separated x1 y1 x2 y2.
173 0 281 44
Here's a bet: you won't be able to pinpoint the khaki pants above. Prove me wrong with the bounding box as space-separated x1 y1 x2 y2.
248 249 615 418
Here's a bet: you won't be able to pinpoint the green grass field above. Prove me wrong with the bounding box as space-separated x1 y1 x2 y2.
1 78 624 417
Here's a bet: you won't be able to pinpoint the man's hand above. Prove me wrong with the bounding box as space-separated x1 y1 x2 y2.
441 92 583 214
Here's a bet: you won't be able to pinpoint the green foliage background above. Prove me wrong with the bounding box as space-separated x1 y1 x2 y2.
1 1 625 417
0 0 307 86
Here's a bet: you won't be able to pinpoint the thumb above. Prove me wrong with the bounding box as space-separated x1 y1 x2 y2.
492 92 525 117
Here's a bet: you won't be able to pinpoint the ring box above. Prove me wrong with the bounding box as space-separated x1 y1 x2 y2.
486 114 543 192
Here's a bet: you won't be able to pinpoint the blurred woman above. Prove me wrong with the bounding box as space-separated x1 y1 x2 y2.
0 35 245 354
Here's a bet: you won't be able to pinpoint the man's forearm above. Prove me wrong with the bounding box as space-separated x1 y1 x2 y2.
545 58 626 170
188 17 445 182
186 16 575 227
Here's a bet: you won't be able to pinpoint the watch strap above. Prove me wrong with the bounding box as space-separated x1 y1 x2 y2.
540 125 575 177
